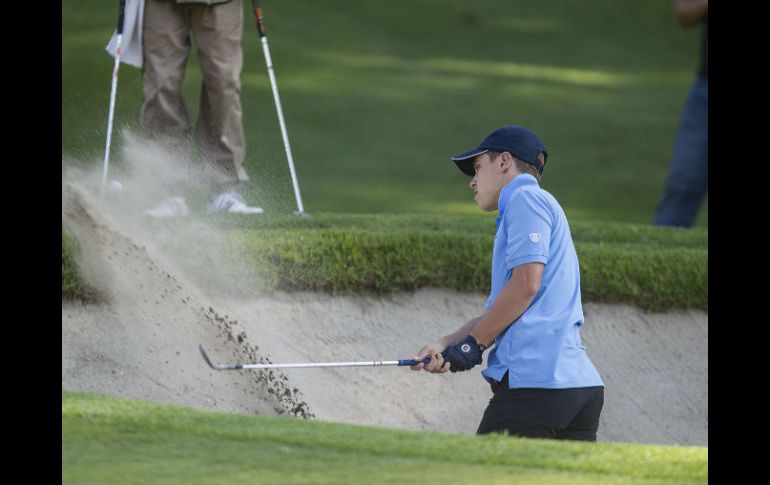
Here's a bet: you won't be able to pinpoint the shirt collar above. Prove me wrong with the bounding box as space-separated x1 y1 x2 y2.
496 174 539 230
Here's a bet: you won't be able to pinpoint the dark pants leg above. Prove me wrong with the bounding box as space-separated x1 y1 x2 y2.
476 376 604 441
653 76 708 228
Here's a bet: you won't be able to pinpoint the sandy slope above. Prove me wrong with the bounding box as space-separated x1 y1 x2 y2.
61 182 707 446
62 183 311 418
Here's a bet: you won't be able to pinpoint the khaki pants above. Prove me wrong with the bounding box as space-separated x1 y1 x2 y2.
142 0 248 195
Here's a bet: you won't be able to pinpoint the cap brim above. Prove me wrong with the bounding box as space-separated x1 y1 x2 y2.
451 148 488 177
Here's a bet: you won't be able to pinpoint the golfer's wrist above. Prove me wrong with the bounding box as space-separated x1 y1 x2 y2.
468 333 489 350
438 336 455 348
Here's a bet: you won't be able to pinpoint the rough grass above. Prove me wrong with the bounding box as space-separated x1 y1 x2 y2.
61 227 99 301
61 214 707 311
63 391 708 485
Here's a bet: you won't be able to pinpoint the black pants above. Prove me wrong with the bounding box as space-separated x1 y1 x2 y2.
477 373 604 441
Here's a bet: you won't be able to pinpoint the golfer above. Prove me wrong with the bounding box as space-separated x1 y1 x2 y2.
412 125 604 440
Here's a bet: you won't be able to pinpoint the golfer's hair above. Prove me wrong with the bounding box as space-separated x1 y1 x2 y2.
487 150 544 181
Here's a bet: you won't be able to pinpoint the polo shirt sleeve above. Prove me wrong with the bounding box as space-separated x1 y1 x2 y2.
503 189 551 270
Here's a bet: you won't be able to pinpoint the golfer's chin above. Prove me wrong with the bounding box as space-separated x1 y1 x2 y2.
474 195 496 212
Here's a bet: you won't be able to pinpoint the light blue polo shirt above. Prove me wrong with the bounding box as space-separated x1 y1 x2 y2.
481 174 604 389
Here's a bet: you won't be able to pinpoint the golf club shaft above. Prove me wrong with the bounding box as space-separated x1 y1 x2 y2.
223 360 423 370
200 345 430 370
102 0 126 197
250 0 306 215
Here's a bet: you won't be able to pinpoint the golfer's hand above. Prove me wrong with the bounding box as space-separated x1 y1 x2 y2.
441 335 485 373
411 342 450 373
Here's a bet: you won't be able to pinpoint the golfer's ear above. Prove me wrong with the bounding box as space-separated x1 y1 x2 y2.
499 152 515 170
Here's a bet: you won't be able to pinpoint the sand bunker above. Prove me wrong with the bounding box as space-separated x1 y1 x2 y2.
62 183 311 418
217 292 707 445
62 181 707 446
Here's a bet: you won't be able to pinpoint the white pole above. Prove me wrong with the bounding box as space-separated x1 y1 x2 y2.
102 0 126 197
102 33 122 196
260 34 306 215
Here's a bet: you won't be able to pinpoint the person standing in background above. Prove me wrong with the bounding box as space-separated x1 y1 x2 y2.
653 0 708 227
142 0 264 217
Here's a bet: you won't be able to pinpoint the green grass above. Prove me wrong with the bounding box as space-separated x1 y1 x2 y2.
62 0 708 308
62 214 707 311
208 213 707 246
62 0 707 225
63 391 707 484
61 227 99 301
147 214 708 311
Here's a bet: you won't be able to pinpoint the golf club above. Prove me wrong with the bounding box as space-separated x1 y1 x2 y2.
200 344 431 370
250 0 307 217
102 0 126 197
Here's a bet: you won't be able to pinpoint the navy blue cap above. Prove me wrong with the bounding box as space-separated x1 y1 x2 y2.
451 125 548 176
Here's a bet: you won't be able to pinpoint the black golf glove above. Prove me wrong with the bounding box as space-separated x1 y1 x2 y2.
441 335 486 373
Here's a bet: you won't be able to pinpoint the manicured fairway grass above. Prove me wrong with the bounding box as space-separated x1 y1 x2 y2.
63 392 707 485
62 0 707 225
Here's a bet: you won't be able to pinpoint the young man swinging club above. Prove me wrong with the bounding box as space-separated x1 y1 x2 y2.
411 125 605 440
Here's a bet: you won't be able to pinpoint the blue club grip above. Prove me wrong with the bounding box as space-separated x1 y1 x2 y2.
398 357 432 366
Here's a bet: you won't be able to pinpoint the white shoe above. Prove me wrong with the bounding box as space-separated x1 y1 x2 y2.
144 196 190 218
208 192 264 214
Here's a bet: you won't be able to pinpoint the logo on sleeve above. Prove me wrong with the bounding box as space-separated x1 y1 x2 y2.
529 233 541 243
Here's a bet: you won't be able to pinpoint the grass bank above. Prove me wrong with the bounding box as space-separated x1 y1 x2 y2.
61 214 707 312
62 226 101 302
62 391 707 485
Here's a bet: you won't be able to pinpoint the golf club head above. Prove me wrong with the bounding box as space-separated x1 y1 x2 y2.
199 344 219 370
199 345 241 370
